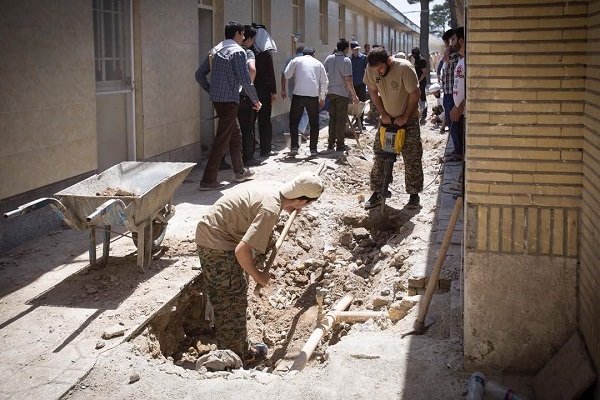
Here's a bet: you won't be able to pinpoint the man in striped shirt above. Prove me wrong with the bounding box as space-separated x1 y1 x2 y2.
196 21 262 190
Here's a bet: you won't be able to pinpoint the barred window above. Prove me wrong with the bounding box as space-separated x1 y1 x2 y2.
93 0 131 91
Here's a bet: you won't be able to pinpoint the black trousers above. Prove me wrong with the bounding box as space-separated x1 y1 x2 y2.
238 95 256 162
254 93 273 155
289 95 320 151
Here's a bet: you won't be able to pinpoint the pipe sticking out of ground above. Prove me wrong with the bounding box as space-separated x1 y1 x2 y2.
289 294 354 371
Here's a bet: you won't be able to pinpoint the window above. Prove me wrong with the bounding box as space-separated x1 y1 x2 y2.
338 5 345 39
320 0 328 44
93 0 130 91
292 0 305 41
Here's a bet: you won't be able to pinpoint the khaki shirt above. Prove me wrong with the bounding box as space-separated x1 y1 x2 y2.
195 182 282 254
364 58 419 119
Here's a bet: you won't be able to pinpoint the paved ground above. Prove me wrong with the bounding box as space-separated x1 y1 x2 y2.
0 101 534 399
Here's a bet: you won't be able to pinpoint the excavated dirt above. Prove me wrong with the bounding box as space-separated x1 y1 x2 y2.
132 109 451 374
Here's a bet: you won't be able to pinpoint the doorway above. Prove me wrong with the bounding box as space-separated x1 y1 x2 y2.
93 0 135 171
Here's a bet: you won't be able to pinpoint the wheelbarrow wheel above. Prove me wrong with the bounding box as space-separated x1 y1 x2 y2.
132 219 168 251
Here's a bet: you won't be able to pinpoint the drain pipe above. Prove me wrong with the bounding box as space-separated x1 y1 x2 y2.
290 294 353 372
335 310 386 322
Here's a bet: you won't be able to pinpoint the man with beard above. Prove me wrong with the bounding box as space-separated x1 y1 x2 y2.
363 48 424 210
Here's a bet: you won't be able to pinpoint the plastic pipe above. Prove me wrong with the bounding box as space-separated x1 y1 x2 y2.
289 294 353 372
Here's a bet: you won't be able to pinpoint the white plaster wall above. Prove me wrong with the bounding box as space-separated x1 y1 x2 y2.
0 1 96 199
464 252 577 372
139 0 200 159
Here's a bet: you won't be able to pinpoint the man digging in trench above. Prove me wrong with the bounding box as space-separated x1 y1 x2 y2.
195 172 324 366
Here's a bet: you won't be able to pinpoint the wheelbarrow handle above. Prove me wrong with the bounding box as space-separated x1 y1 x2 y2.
4 198 64 219
86 198 127 224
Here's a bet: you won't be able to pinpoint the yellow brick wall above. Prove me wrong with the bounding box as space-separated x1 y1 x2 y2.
466 0 586 257
581 0 600 375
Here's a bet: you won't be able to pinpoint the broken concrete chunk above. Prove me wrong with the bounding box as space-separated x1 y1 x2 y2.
102 324 126 339
380 245 394 255
339 232 353 246
196 350 242 371
95 341 105 349
370 295 391 309
128 372 140 384
352 227 370 240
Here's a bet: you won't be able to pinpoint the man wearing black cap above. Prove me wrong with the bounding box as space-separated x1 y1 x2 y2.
350 41 368 128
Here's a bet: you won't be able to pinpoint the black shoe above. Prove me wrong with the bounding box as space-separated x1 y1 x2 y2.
244 158 263 167
288 148 298 156
364 192 383 210
219 160 231 170
406 194 420 209
336 144 350 152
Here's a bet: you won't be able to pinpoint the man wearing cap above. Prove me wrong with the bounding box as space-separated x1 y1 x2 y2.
195 172 324 363
428 83 445 131
363 47 424 210
350 40 368 129
284 47 328 156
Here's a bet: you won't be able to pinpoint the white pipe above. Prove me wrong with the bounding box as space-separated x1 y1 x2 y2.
289 294 353 372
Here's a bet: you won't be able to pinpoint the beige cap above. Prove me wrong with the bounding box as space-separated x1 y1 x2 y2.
280 172 324 199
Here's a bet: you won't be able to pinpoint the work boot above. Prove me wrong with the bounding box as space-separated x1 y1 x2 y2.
406 194 420 209
364 191 383 210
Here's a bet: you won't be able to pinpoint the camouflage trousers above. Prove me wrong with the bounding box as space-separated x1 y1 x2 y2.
369 115 424 193
197 246 249 358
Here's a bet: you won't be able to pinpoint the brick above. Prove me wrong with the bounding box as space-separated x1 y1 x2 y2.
531 195 581 208
553 208 564 256
561 150 583 161
566 209 580 257
501 207 513 252
469 102 514 112
513 207 526 253
469 171 513 182
408 277 427 288
468 159 581 173
477 205 488 251
527 207 539 254
489 206 501 251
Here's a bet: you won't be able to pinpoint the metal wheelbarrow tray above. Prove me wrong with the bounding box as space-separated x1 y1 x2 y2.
4 161 196 272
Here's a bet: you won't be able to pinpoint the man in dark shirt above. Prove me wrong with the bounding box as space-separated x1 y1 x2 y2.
411 47 428 122
350 40 368 128
252 25 277 157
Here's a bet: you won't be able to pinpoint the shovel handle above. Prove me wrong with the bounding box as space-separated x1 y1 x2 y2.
255 162 326 296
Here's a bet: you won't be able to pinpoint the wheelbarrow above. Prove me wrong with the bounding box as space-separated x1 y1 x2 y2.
4 161 196 272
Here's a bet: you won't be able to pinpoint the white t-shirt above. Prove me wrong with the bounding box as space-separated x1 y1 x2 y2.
284 55 329 100
453 57 465 114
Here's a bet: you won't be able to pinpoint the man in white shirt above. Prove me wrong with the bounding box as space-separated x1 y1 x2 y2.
283 47 329 156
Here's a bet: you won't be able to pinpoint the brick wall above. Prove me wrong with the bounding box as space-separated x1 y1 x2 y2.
464 0 587 371
466 0 586 255
581 0 600 375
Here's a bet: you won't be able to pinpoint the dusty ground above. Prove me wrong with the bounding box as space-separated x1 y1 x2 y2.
0 95 534 399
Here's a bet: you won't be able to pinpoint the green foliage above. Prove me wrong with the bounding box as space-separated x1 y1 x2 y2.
430 0 450 37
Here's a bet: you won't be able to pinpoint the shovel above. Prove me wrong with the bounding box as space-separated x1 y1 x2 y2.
402 195 463 337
